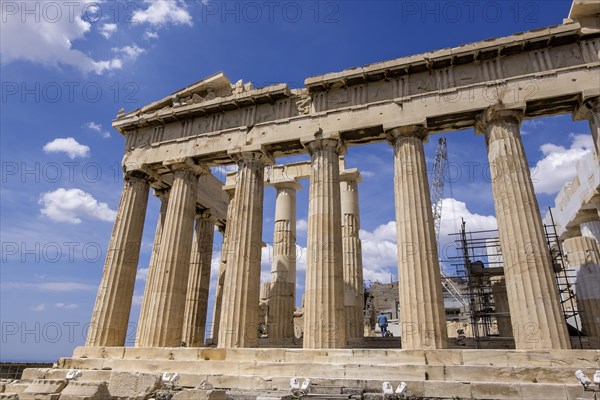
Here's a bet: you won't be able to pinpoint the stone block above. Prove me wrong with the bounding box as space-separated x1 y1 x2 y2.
519 383 567 400
72 347 125 360
58 381 110 400
423 381 471 398
22 379 67 400
565 384 587 400
0 383 4 393
21 369 49 380
171 389 226 399
4 383 29 398
197 349 225 362
108 371 160 400
424 349 463 366
470 382 521 399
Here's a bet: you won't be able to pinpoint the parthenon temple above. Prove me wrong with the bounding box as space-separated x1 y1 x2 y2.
10 1 600 399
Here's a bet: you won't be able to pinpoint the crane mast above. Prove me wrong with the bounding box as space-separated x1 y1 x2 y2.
430 138 468 308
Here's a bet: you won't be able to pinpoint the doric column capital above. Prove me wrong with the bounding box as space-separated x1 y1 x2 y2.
124 169 149 182
573 95 600 121
195 208 218 224
271 180 302 192
340 168 362 183
228 146 274 166
475 104 525 135
163 157 210 177
153 188 170 202
302 137 347 156
386 125 428 144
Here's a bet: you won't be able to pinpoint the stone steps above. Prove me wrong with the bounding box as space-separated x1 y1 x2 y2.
12 348 600 399
54 357 598 385
70 347 600 367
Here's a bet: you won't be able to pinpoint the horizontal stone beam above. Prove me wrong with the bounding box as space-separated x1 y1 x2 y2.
121 66 599 169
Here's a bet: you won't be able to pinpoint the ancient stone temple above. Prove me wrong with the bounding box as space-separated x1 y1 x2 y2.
8 1 600 399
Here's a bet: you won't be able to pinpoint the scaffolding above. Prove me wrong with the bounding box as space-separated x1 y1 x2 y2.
445 218 583 349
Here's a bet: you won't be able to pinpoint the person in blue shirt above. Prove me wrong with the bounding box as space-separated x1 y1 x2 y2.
377 312 388 337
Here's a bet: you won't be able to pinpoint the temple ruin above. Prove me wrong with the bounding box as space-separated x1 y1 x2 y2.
5 1 600 399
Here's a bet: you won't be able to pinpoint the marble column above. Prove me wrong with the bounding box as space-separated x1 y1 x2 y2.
303 138 346 349
182 209 217 347
218 152 269 348
135 189 169 347
564 236 600 348
268 181 301 342
86 170 149 347
210 189 235 345
340 170 364 339
137 160 205 347
575 98 599 157
490 277 513 337
477 106 570 349
580 220 600 243
388 126 447 350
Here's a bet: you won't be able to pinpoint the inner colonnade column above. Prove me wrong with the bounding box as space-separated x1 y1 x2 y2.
388 126 447 350
86 170 150 347
210 188 235 345
137 159 208 347
268 181 301 343
182 209 217 347
136 189 169 346
340 170 364 340
574 97 600 158
303 138 346 349
563 236 600 348
218 151 271 348
476 105 570 349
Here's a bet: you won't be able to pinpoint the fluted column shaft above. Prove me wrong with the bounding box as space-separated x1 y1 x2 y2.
581 220 600 243
587 100 599 157
303 139 346 349
182 210 216 347
210 190 235 344
86 171 149 347
136 189 169 346
478 107 570 349
340 173 364 339
564 236 600 346
269 181 300 342
390 126 447 350
137 164 201 347
218 152 268 348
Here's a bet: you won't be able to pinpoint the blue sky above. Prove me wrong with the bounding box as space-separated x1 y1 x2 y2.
0 0 594 361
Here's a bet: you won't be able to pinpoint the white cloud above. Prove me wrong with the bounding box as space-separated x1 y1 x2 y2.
521 119 544 135
438 198 497 239
3 282 95 292
30 304 46 312
55 303 79 309
132 295 144 306
112 44 146 60
43 137 90 159
39 188 116 224
132 0 193 27
136 267 149 281
296 219 308 233
0 2 125 74
144 30 159 40
361 170 375 178
531 134 593 194
86 122 111 139
100 23 117 39
358 198 497 283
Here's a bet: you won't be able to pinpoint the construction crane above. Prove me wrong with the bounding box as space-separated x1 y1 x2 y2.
430 138 469 308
